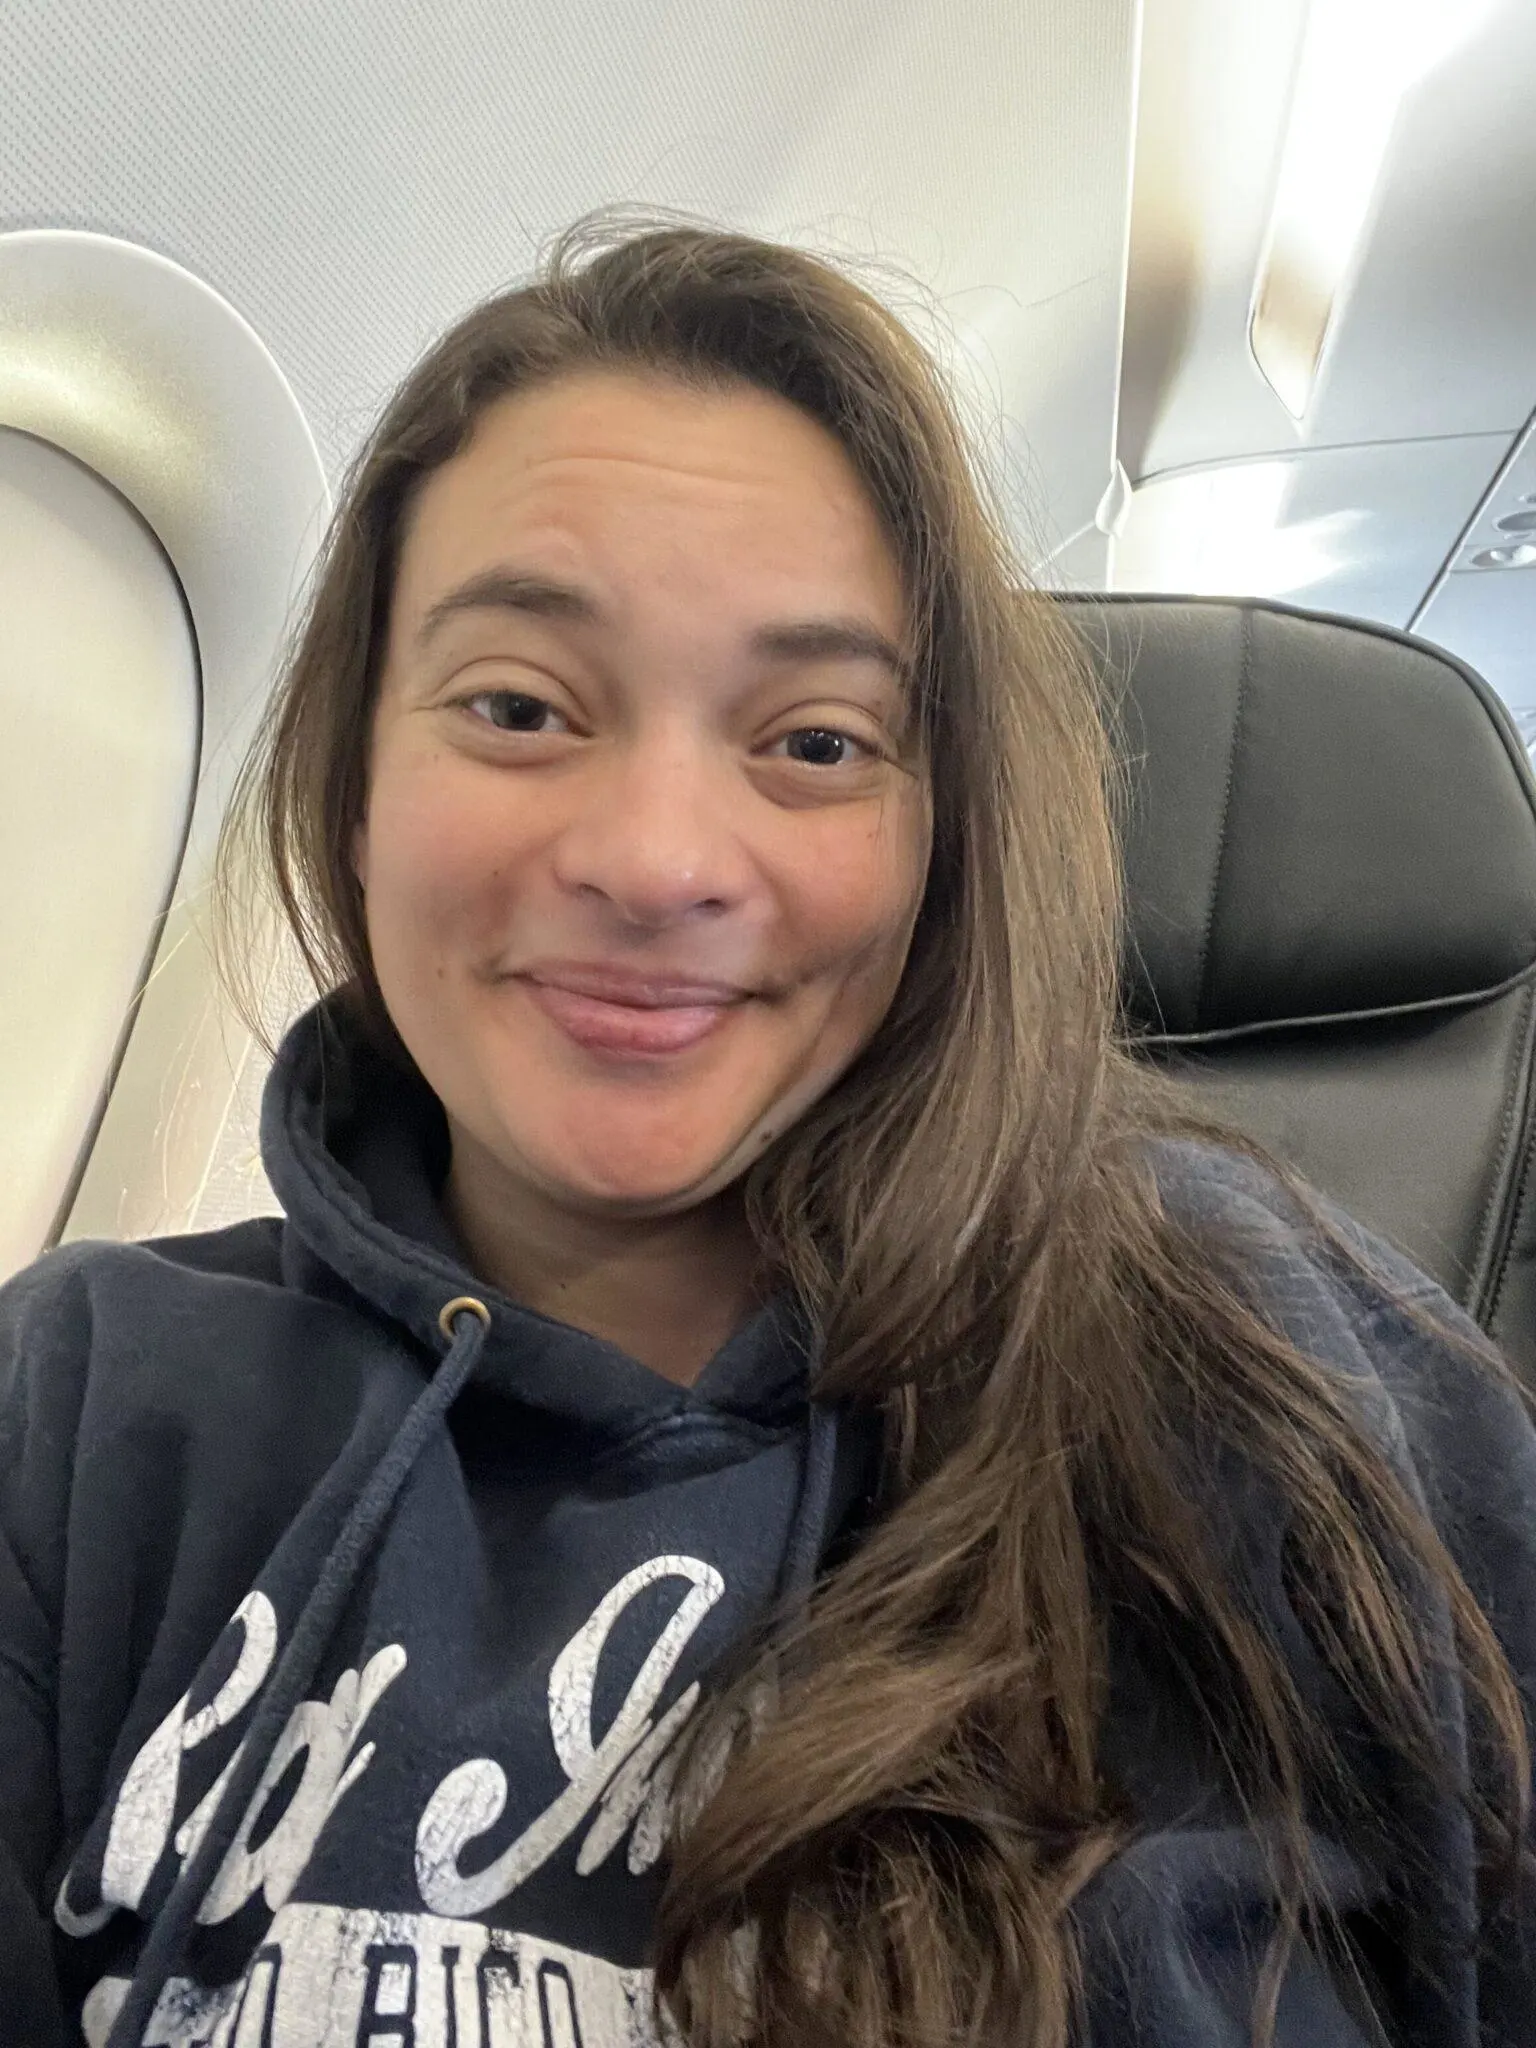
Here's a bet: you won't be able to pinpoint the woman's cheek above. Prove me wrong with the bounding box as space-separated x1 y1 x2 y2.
371 763 519 938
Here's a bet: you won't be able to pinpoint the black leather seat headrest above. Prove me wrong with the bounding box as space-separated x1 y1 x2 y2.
1057 595 1536 1040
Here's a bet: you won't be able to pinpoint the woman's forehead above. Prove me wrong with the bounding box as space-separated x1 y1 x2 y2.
391 374 910 637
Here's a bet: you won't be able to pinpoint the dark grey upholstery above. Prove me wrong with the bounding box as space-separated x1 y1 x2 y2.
1058 594 1536 1386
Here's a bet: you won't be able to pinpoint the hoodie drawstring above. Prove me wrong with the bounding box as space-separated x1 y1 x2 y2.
105 1298 491 2048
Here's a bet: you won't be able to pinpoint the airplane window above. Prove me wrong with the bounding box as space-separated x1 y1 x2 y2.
0 426 199 1279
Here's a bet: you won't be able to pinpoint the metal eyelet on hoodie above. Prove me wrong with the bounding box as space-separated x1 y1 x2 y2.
438 1295 491 1340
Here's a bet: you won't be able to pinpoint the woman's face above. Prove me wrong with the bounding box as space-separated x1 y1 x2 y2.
358 369 932 1221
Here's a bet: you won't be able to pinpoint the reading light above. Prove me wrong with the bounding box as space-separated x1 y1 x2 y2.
1249 0 1496 420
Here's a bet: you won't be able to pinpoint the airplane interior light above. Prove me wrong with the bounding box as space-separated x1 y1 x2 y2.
1249 0 1497 421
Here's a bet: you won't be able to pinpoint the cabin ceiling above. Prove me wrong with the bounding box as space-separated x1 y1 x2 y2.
1 0 1140 561
5 0 1533 712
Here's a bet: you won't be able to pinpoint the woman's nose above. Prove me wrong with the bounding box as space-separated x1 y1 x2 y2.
547 737 754 924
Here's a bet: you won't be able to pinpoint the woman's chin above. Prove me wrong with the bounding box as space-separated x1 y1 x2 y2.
506 1117 755 1215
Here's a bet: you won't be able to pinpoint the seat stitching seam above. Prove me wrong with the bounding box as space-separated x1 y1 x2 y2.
1194 606 1250 1033
1481 977 1536 1325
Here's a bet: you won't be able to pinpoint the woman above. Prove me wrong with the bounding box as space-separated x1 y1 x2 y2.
1 210 1531 2048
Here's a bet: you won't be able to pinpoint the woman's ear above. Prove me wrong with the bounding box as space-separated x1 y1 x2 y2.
352 820 368 894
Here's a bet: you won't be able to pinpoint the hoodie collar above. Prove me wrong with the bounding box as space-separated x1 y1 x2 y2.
260 995 818 1435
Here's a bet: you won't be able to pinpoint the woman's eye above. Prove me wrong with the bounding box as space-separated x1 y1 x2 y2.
456 694 874 767
460 690 568 735
770 727 877 768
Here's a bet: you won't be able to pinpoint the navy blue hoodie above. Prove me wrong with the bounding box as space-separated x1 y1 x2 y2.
1 996 1533 2047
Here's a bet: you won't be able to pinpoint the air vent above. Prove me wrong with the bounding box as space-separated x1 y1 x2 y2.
1470 544 1536 569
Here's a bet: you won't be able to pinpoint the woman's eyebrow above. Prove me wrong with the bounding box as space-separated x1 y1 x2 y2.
416 568 597 644
415 566 913 690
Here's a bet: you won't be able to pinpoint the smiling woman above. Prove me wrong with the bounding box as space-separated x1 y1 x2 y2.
2 210 1534 2048
349 370 931 1374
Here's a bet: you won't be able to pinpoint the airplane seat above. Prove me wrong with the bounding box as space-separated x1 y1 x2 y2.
1059 593 1536 1389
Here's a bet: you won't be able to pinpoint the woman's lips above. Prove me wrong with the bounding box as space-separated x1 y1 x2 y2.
520 977 740 1055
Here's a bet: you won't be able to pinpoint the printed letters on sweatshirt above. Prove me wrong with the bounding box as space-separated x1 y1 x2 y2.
58 1555 725 2048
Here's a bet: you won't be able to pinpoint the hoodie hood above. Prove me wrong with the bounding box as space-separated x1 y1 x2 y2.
262 993 823 1436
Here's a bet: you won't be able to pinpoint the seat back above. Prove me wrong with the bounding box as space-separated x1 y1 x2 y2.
1060 594 1536 1385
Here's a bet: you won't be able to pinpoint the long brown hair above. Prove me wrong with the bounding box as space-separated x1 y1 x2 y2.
218 206 1531 2046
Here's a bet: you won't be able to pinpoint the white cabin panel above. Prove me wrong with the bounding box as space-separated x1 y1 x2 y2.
0 428 198 1278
